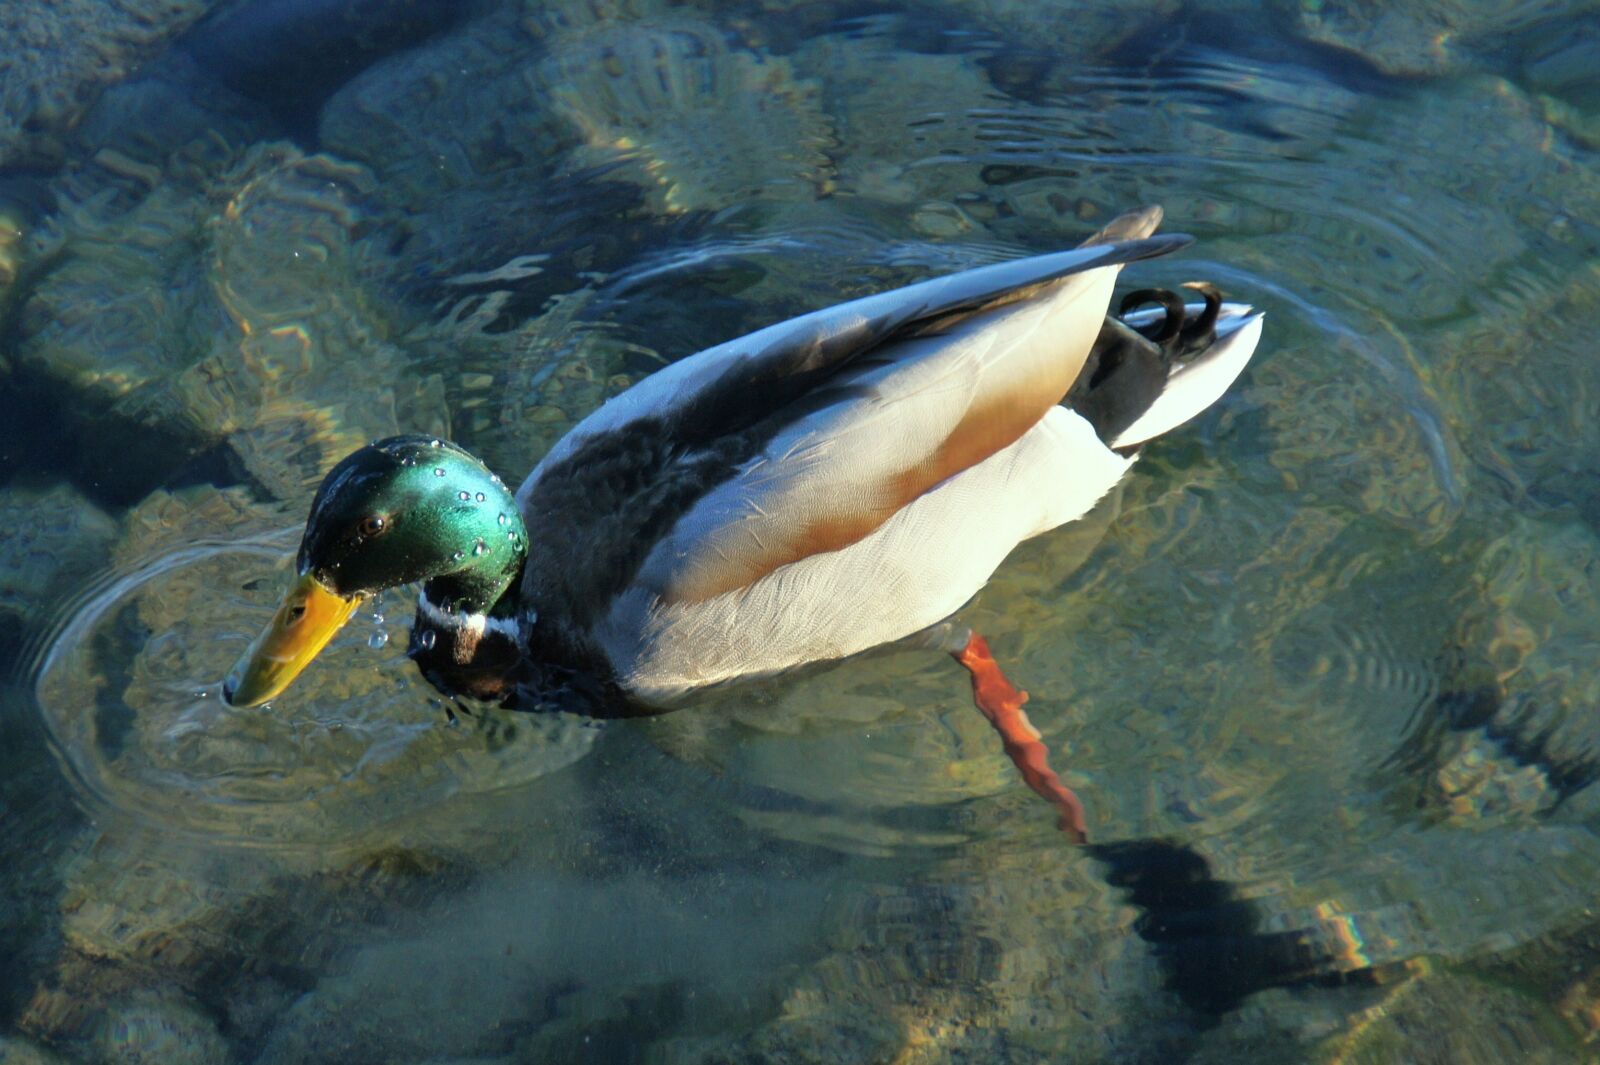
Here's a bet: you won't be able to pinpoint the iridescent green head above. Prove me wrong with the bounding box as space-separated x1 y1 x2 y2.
223 435 528 707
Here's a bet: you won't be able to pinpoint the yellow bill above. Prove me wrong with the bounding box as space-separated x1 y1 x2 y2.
223 572 363 707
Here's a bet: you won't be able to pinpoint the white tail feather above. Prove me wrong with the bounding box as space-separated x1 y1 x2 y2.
1110 308 1263 449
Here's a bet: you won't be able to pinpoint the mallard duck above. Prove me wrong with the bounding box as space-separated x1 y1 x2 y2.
223 205 1262 839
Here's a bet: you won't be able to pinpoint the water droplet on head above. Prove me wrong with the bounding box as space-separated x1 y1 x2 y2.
458 490 471 501
430 439 441 447
472 539 488 556
507 530 517 541
419 630 437 650
497 513 508 526
368 631 389 649
475 492 486 502
451 550 464 562
434 467 446 477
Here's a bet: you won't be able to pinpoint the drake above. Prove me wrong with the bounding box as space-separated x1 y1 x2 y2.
223 206 1262 840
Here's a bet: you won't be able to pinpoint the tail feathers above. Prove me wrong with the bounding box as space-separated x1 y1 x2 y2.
1080 205 1164 246
1110 308 1262 450
1073 207 1262 450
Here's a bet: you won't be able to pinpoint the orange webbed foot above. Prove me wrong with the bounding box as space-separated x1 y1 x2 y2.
952 632 1088 843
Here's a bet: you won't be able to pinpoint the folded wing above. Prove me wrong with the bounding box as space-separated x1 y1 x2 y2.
636 250 1144 604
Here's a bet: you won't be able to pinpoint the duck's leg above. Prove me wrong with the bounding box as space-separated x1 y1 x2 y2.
951 631 1088 843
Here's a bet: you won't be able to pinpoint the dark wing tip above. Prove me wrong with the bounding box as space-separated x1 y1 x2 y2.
1081 231 1196 273
1091 231 1194 270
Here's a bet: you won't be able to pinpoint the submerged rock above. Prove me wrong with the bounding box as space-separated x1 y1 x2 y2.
0 482 118 664
64 49 272 194
1427 205 1600 525
12 142 448 501
1464 914 1600 1050
321 4 833 324
252 801 836 1065
91 991 230 1065
89 985 230 1061
0 0 222 170
942 0 1188 71
0 1034 73 1065
1269 966 1580 1064
1287 0 1600 80
1513 17 1600 146
406 288 626 467
1433 515 1600 822
317 4 627 315
0 209 24 292
181 0 472 129
533 13 834 214
793 36 1002 208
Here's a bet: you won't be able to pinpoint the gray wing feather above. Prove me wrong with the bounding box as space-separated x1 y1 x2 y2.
520 233 1191 490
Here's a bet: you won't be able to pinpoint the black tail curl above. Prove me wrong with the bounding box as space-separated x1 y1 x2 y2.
1066 280 1230 447
1120 281 1223 361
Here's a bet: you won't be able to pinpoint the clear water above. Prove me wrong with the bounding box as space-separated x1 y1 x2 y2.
3 1 1599 1061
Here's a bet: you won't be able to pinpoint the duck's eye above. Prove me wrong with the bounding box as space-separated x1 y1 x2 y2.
358 515 388 539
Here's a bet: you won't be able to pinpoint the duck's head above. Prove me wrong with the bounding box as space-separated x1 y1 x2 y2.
223 435 528 707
